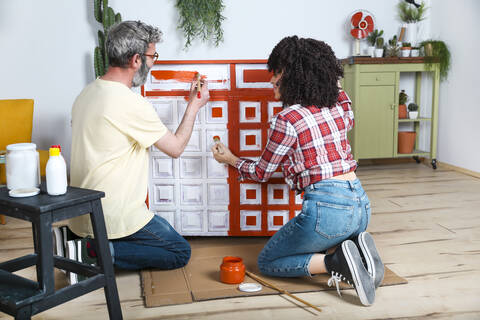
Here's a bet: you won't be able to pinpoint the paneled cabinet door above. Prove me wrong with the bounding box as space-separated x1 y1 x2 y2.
356 85 395 159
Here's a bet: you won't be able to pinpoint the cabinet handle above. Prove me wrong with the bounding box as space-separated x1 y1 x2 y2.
391 104 395 110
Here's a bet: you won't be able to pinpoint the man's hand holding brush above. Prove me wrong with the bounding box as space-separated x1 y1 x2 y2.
188 73 209 108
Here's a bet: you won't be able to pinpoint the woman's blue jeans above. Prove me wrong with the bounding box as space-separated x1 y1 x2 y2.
258 178 371 277
110 215 191 270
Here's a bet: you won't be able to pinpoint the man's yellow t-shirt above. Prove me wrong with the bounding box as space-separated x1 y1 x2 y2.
69 79 167 239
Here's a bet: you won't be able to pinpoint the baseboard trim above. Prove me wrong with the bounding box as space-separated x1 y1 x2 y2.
357 157 480 179
435 161 480 179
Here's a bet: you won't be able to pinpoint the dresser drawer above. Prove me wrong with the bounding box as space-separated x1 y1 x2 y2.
359 72 395 86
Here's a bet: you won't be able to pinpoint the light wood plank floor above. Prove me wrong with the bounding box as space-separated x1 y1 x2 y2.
1 163 479 319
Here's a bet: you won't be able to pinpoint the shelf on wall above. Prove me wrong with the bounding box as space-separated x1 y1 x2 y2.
396 150 430 157
398 118 432 123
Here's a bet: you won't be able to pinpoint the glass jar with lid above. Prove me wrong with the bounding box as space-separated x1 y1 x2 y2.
6 143 40 190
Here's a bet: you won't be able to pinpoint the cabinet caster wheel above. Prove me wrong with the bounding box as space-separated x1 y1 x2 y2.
413 156 421 164
431 159 437 170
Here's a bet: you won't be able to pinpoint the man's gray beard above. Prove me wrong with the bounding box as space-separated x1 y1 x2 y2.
132 60 150 87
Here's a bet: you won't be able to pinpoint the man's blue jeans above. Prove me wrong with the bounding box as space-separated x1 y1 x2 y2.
110 215 191 270
258 178 371 277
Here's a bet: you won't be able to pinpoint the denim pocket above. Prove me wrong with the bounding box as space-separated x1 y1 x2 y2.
315 201 355 239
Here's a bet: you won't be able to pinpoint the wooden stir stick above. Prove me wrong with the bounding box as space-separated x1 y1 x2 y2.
245 270 322 313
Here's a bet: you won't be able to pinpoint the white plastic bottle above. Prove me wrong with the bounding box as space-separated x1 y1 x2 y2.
46 146 67 195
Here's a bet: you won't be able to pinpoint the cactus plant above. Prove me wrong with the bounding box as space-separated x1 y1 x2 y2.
399 90 408 105
93 0 122 78
407 103 418 112
367 29 384 47
375 37 384 49
386 35 400 57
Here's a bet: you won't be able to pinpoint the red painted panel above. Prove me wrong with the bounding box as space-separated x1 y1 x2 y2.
273 106 283 115
246 216 257 226
245 135 256 145
273 189 283 199
273 216 283 226
212 107 223 118
245 107 256 118
243 69 272 83
246 189 257 200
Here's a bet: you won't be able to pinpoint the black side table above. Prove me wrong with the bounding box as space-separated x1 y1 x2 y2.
0 186 122 320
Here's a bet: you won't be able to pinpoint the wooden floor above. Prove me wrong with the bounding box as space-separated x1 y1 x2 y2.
1 163 479 319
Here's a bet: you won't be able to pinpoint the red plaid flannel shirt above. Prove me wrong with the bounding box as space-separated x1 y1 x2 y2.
235 90 357 192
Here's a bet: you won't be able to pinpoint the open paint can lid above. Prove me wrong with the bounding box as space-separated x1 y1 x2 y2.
8 187 40 198
238 282 262 292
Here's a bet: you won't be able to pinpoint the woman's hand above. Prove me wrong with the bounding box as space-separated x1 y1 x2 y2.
211 142 239 167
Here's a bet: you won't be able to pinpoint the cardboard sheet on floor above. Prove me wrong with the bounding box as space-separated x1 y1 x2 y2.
141 237 407 307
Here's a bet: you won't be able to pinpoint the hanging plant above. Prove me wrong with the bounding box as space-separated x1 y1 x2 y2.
175 0 225 49
420 40 451 81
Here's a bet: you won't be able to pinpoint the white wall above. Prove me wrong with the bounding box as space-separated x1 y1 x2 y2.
1 0 478 173
430 0 480 173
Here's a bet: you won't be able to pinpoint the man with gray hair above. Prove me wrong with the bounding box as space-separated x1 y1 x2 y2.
60 20 208 283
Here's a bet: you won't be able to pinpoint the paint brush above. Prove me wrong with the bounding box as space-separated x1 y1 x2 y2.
245 270 322 313
213 136 224 155
196 72 202 99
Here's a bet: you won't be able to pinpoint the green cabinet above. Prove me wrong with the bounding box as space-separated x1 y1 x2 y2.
342 57 440 168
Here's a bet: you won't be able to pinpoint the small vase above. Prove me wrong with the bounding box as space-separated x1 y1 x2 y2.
405 23 418 47
411 49 420 57
367 46 375 57
424 43 433 56
398 104 408 119
401 49 411 57
398 131 416 154
409 111 419 119
220 256 245 284
374 48 384 58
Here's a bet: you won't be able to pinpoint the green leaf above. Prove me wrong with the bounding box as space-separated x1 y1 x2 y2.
94 46 105 77
98 30 105 51
176 0 225 50
94 0 102 23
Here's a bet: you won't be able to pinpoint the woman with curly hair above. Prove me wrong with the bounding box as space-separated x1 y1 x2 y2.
212 36 383 306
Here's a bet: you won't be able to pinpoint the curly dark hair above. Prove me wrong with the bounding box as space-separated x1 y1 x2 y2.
267 36 344 108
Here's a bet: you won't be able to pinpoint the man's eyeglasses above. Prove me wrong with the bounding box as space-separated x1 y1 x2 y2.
142 52 159 62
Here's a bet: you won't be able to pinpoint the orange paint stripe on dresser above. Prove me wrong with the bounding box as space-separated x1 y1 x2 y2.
243 69 273 83
151 70 198 82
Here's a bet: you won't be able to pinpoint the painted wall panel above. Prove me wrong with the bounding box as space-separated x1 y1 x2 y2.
144 60 303 236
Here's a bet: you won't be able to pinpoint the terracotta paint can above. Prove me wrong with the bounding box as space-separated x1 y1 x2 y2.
220 256 245 284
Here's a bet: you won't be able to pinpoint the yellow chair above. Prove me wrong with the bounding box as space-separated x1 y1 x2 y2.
0 99 49 224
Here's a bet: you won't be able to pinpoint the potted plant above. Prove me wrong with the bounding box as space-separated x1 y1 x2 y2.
386 35 400 57
398 89 408 119
398 131 416 154
420 40 451 81
408 102 419 119
400 42 411 57
411 46 420 57
375 37 384 57
397 1 427 46
367 29 383 57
